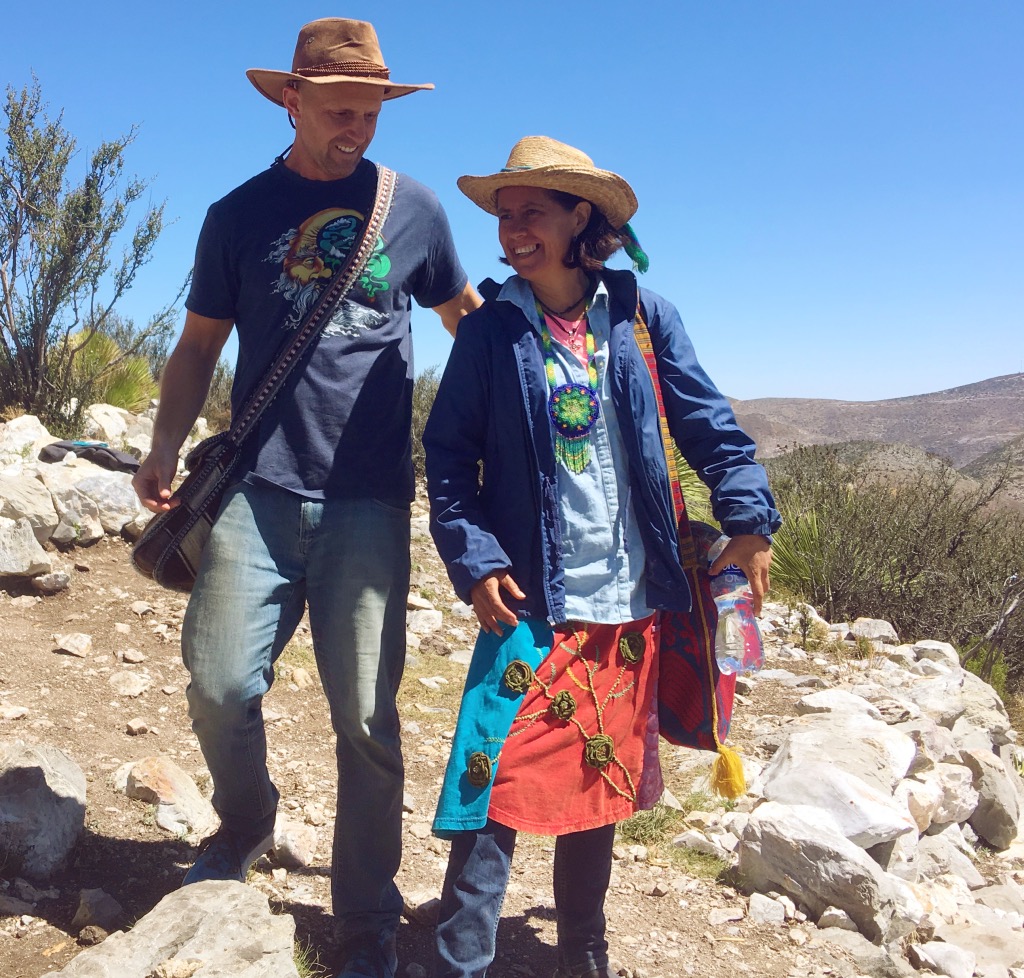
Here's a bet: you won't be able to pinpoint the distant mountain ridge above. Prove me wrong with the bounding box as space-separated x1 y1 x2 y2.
732 372 1024 467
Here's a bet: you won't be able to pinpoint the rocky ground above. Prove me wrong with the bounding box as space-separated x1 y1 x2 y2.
1 501 1022 978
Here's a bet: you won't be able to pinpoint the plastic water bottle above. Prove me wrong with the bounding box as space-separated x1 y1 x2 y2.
706 535 764 675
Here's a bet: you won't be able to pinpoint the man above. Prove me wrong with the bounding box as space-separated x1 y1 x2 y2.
132 19 479 978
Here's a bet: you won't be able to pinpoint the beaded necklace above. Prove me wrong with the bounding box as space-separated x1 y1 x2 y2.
536 300 600 474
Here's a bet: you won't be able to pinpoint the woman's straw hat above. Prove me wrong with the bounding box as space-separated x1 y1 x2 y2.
247 18 433 106
458 136 637 229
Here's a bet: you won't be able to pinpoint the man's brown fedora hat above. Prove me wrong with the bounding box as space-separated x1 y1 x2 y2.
247 18 434 105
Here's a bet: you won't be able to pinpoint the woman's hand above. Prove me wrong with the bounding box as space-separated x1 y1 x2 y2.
708 534 773 616
470 572 526 634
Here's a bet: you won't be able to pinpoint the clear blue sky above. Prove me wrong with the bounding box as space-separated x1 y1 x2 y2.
4 1 1022 400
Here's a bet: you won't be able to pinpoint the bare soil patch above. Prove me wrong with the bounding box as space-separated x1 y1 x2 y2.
1 527 868 978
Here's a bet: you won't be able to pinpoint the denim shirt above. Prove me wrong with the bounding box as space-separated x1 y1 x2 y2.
498 276 652 624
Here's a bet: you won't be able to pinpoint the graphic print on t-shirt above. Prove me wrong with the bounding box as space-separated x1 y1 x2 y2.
264 207 392 332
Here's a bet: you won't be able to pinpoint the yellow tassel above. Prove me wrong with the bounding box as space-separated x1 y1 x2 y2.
711 745 746 800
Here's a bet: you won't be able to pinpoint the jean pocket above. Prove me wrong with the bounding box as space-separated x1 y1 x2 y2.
370 497 411 518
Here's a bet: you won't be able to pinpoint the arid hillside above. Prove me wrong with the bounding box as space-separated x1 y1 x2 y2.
732 372 1024 467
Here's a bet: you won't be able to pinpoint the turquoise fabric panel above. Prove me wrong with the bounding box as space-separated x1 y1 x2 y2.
432 618 553 838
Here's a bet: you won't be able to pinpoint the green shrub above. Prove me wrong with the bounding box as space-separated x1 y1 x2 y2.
766 445 1024 691
412 364 441 481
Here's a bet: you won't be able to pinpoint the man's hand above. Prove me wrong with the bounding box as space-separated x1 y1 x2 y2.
132 448 181 513
470 571 525 634
708 534 773 616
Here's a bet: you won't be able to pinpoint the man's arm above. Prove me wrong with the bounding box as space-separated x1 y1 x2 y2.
132 311 234 512
432 281 483 338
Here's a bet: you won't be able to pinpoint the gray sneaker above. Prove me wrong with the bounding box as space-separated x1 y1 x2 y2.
182 825 275 885
335 930 398 978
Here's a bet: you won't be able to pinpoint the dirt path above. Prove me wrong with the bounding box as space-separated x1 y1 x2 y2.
1 527 863 978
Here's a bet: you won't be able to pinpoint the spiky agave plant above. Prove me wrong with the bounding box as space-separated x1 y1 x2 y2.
59 331 158 414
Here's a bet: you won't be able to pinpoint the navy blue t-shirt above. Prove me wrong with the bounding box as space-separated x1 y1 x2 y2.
186 158 468 503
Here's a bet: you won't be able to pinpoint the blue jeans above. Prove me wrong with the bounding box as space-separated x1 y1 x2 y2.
182 481 409 940
433 819 615 978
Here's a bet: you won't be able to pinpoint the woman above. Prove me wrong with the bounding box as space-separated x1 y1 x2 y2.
424 136 780 978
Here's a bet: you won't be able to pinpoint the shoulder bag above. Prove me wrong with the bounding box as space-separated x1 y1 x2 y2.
632 300 745 798
131 165 398 591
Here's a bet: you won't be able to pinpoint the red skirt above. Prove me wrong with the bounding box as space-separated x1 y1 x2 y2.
488 615 660 835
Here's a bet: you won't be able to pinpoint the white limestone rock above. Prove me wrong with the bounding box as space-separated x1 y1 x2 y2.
407 609 443 636
758 712 916 794
45 880 298 977
737 801 921 943
960 749 1023 850
74 472 144 534
0 515 53 577
895 776 944 833
934 915 1024 978
0 415 52 466
918 762 981 825
0 474 59 544
762 759 916 848
124 756 217 841
896 717 960 775
0 739 86 881
917 833 986 890
81 403 131 444
902 673 968 729
794 688 883 720
867 830 920 882
851 617 899 644
907 940 977 978
913 640 961 669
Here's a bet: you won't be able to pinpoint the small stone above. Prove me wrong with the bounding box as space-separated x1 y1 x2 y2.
403 791 417 814
53 632 92 657
291 667 314 689
130 601 154 617
708 908 744 926
418 675 448 690
403 889 441 925
409 822 431 840
0 704 29 720
407 593 435 611
32 572 71 595
818 906 858 931
271 820 318 870
113 622 131 634
125 718 148 736
77 925 109 946
71 887 125 932
748 892 786 925
10 595 40 609
788 927 809 946
121 648 146 664
651 883 671 897
109 671 150 697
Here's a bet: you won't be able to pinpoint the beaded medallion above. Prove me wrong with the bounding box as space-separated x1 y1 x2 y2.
536 301 600 474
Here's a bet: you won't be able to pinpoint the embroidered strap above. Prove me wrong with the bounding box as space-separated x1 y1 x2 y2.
631 303 697 570
633 300 740 781
225 165 398 449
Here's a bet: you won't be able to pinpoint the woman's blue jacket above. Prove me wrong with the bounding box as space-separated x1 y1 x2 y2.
423 269 781 623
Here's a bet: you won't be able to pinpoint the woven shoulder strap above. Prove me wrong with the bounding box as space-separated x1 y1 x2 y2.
226 164 398 446
631 301 698 570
